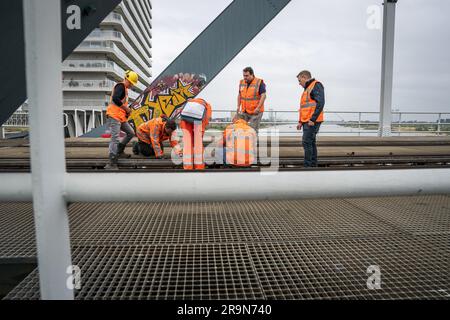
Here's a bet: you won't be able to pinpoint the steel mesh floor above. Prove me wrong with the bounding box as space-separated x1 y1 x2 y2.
4 234 448 300
0 203 36 258
345 195 450 235
1 195 449 300
5 245 266 300
248 235 449 300
67 200 400 246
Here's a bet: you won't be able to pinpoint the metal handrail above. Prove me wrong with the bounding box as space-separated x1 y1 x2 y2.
103 12 152 59
62 79 115 88
62 59 147 91
211 110 450 136
76 40 152 83
86 29 151 71
4 110 450 136
116 2 152 50
64 99 109 107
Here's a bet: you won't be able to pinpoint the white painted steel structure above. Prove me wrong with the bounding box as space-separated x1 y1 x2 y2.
4 0 446 301
1 170 450 203
22 0 74 300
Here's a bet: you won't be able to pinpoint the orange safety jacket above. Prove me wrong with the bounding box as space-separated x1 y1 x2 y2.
137 117 180 158
106 82 129 123
299 80 324 123
224 119 257 167
239 77 265 115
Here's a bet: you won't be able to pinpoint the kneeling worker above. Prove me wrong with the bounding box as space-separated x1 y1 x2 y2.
180 98 212 170
223 117 257 167
133 116 182 159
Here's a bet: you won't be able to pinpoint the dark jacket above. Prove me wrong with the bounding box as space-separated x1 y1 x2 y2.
304 78 325 123
112 83 126 107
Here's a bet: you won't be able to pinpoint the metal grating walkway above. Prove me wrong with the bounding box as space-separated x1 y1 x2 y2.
0 203 36 258
1 195 449 300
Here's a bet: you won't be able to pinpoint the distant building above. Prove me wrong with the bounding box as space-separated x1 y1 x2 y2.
63 0 152 136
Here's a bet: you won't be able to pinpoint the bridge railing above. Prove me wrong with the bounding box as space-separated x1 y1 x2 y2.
2 112 30 128
3 110 450 137
210 110 450 136
2 109 105 138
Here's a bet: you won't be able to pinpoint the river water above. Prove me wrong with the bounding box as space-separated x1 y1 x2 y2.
259 124 377 137
259 124 437 137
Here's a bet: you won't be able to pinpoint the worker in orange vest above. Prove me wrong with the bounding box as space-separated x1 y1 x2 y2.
180 98 212 170
223 116 257 167
296 70 325 168
104 70 139 170
237 67 267 132
133 116 182 159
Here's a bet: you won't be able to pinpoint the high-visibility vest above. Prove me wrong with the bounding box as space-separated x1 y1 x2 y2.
299 80 324 123
106 82 129 123
239 77 265 115
137 117 179 157
225 120 257 167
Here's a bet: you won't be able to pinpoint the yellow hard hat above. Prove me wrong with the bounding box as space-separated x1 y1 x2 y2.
125 70 139 86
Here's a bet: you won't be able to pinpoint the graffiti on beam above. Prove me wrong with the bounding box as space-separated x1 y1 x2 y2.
127 73 207 130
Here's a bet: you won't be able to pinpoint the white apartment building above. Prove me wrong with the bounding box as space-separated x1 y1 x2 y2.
63 0 152 136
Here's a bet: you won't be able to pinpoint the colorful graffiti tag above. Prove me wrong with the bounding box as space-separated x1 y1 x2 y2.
127 73 207 130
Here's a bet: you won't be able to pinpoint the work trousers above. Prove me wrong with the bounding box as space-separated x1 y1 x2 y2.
241 112 263 132
135 141 159 157
302 122 322 168
180 120 205 170
108 117 135 156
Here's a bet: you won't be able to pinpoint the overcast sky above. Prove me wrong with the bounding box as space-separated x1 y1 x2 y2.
151 0 450 113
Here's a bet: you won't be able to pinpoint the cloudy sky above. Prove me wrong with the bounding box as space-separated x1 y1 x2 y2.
151 0 450 113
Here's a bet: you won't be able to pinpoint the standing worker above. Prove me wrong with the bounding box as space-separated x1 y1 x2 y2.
296 70 325 168
104 70 139 170
133 116 182 159
180 98 212 170
237 67 267 132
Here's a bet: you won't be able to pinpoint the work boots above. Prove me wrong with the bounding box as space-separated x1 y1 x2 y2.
117 143 132 159
104 154 119 171
132 141 140 155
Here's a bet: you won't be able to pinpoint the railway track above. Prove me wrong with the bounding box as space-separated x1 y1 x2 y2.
0 155 449 172
1 136 450 172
